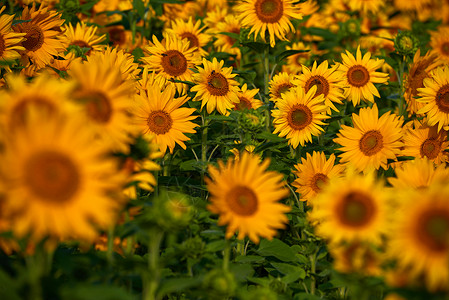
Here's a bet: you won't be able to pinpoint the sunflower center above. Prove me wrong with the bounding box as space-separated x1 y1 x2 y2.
207 73 229 96
305 76 330 97
227 186 258 216
420 138 441 159
338 191 376 227
11 97 56 130
288 105 313 130
435 84 449 113
274 83 293 98
180 32 199 49
21 24 45 52
83 92 112 123
108 27 126 45
161 50 188 77
255 0 284 23
347 65 370 87
25 151 80 203
441 42 449 56
359 130 383 156
310 173 328 193
418 210 449 253
71 40 92 55
0 35 5 56
235 97 252 111
226 28 240 46
147 110 173 135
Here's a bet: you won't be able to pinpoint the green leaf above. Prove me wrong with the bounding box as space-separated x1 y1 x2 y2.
255 132 286 142
281 270 306 284
270 262 304 276
257 238 300 262
241 42 269 53
293 293 323 300
235 255 265 263
60 284 136 300
132 0 145 18
179 160 207 171
206 240 226 252
230 263 255 281
12 19 31 26
0 270 20 300
275 49 310 62
157 277 203 297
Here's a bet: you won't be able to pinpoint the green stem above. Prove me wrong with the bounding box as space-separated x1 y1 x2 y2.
263 46 271 131
107 226 115 267
200 112 209 198
396 55 406 118
144 230 164 300
310 250 317 295
222 239 231 271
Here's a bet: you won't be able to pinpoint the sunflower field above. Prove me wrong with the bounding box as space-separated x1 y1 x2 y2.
1 0 449 299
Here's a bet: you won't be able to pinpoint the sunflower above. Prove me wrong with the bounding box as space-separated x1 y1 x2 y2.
402 119 449 164
165 17 209 58
268 72 297 103
272 85 329 148
13 4 66 68
430 26 449 63
417 66 449 132
204 7 229 35
292 151 345 202
91 47 140 82
234 0 302 47
333 104 403 172
68 57 138 154
0 73 76 135
329 241 382 276
404 49 443 116
191 57 240 115
141 34 199 95
60 22 106 56
206 152 290 243
0 7 26 64
1 112 126 242
213 15 241 60
388 184 449 292
336 46 389 106
387 157 449 190
282 42 312 74
234 84 263 111
295 60 345 113
133 84 198 154
343 0 384 14
394 0 431 11
309 167 390 246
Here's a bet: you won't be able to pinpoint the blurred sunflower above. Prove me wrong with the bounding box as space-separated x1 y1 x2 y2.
282 42 312 74
0 7 26 63
394 0 431 11
292 151 345 203
388 184 449 292
295 60 345 113
417 65 449 131
234 0 302 47
92 47 140 82
142 35 198 94
329 241 382 276
1 112 126 242
336 46 389 106
206 152 290 243
387 158 449 190
269 72 296 103
234 84 262 111
343 0 384 14
191 57 240 115
334 104 403 172
133 84 198 154
430 26 449 63
402 119 449 164
272 85 329 148
404 49 443 116
213 15 241 60
0 73 75 134
68 57 138 154
60 22 106 56
309 167 390 246
165 17 209 58
13 4 65 68
204 7 228 34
